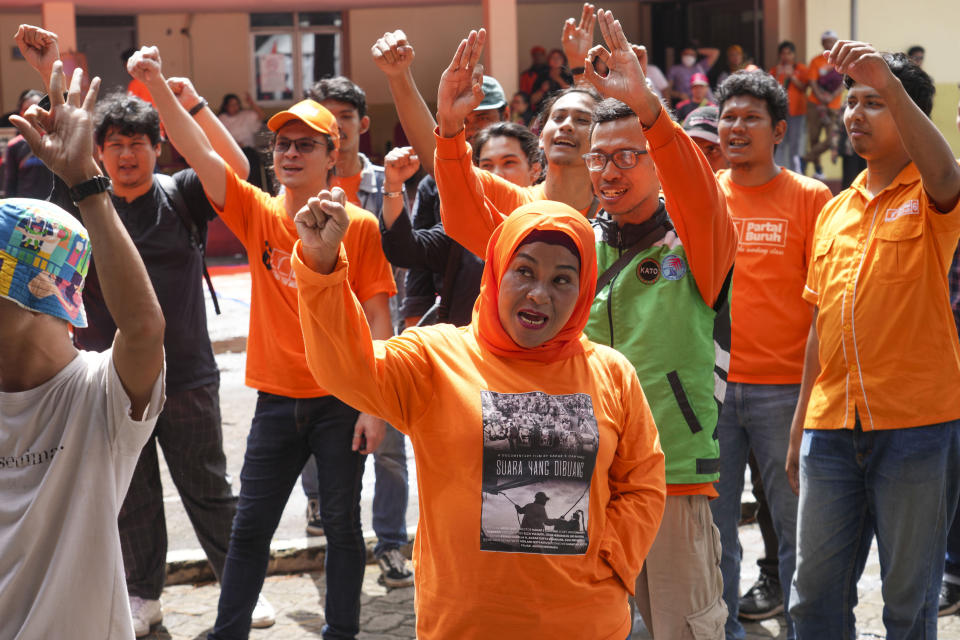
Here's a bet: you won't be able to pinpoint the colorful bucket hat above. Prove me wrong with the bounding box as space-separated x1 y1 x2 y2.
0 198 90 327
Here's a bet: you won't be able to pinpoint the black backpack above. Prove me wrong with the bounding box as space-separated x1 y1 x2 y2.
155 173 220 315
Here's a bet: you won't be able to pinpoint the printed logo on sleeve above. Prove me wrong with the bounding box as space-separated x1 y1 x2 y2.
884 200 920 222
481 390 599 555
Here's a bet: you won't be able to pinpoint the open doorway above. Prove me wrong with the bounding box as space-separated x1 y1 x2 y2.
76 15 136 96
648 0 763 86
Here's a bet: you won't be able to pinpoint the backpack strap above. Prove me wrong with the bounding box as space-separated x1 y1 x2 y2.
155 174 221 315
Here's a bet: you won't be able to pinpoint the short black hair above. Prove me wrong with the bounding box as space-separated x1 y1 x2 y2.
843 51 934 116
717 69 788 126
306 76 367 118
219 93 240 115
94 92 161 147
778 40 796 54
533 86 601 132
472 121 541 169
907 45 925 58
588 98 639 139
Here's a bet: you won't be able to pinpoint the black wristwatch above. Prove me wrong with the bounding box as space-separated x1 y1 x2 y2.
68 175 112 204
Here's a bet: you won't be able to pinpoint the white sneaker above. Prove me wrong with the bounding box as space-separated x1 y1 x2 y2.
251 593 276 629
129 596 162 637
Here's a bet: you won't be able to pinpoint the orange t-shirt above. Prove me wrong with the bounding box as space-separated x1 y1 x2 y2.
803 163 960 430
331 171 363 207
807 54 844 110
720 169 831 383
211 166 396 397
292 246 665 639
769 64 809 116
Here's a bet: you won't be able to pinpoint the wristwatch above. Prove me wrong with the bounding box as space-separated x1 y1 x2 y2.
68 175 112 204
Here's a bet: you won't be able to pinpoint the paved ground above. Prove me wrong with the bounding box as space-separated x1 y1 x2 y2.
144 263 960 639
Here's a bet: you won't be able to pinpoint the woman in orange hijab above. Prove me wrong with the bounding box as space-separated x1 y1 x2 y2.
291 188 665 640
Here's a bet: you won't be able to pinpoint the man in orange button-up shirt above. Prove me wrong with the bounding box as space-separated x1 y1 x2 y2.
785 42 960 639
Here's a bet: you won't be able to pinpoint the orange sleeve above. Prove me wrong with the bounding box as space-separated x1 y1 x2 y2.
293 242 433 432
434 128 535 257
343 205 397 303
645 108 737 306
208 164 261 245
600 356 666 593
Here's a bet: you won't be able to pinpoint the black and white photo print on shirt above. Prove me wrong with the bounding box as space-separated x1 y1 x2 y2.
480 390 599 554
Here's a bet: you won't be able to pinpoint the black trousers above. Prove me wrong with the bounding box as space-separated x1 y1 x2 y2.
119 381 238 599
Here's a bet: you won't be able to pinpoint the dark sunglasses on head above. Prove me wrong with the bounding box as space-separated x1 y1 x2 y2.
581 149 649 172
274 137 323 154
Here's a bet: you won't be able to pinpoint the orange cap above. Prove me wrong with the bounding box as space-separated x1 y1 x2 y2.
267 100 340 150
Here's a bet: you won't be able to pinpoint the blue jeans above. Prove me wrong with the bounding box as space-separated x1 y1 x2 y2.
302 424 409 555
946 499 960 580
775 114 806 174
790 417 960 640
710 383 799 640
209 393 367 640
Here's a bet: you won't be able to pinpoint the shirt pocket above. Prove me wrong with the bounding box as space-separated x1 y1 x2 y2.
872 217 924 283
809 234 834 290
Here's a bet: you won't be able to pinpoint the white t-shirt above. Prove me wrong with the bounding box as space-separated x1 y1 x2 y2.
219 110 263 148
0 349 165 640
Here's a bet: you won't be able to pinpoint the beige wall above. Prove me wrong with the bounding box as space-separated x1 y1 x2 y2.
1 12 44 116
347 4 484 159
137 12 250 112
805 0 958 83
348 1 640 160
804 0 960 163
516 1 640 64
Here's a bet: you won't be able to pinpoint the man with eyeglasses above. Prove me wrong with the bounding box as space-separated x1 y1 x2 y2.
126 46 396 640
434 12 737 638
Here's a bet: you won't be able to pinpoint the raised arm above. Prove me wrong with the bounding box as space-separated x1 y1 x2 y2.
12 64 164 418
372 31 438 175
433 28 531 256
14 24 60 94
561 3 597 87
584 11 735 305
829 40 960 211
293 188 433 427
127 47 229 207
166 76 249 179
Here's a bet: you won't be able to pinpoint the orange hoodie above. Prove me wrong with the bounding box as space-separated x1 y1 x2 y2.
293 201 665 639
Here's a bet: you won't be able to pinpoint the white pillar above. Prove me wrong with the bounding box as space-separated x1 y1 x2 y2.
42 2 76 52
483 0 519 97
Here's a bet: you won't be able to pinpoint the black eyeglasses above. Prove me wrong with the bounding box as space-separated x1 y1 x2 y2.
581 149 649 171
274 137 323 154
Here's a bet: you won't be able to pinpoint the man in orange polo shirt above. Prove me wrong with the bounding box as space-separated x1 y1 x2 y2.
709 69 831 640
786 43 960 638
127 47 396 639
804 30 843 179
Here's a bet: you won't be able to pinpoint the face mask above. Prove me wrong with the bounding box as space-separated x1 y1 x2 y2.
682 55 697 67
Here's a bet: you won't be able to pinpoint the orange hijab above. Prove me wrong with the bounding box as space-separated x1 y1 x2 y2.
472 200 597 363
